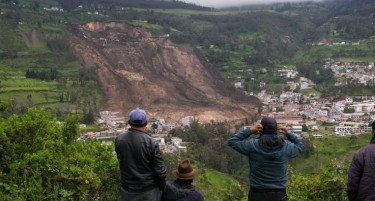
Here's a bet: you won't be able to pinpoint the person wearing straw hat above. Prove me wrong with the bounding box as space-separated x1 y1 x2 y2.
161 159 204 201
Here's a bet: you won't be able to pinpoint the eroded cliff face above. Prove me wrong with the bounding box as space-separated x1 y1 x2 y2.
68 22 261 123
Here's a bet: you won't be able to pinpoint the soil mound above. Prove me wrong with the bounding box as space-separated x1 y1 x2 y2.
68 22 261 124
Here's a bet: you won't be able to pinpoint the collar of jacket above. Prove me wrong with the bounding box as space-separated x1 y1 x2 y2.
128 128 151 136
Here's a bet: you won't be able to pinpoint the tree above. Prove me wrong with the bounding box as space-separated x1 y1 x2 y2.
343 107 355 113
302 124 309 132
62 115 80 144
27 94 33 107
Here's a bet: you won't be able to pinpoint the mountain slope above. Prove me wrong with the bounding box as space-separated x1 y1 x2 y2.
68 22 261 122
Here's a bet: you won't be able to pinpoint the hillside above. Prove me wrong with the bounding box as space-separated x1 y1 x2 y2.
68 22 261 122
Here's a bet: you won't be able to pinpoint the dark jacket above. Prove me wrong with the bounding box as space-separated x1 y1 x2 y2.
228 128 304 189
115 128 167 192
347 138 375 201
161 180 204 201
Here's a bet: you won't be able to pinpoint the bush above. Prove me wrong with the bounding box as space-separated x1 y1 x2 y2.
0 109 120 200
288 160 348 201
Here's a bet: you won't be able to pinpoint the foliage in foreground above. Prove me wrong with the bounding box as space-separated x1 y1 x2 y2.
288 161 349 201
0 108 120 200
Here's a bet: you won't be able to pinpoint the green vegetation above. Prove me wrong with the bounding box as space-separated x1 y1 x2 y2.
196 169 246 201
292 133 371 175
300 88 321 96
130 20 164 34
0 109 120 200
337 56 375 63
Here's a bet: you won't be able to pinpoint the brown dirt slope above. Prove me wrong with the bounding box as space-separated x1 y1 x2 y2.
68 22 261 124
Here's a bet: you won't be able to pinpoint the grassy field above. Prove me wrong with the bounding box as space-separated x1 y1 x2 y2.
292 133 372 175
0 78 58 91
300 88 321 96
337 56 375 63
196 169 246 201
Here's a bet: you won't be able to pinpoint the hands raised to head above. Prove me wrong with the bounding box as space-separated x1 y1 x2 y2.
277 125 289 136
251 123 263 135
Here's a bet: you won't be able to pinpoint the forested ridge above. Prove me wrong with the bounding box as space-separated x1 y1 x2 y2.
55 0 211 10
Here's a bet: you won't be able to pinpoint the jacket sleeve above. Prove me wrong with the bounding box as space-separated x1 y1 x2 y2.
227 128 255 155
347 152 363 201
152 141 167 191
286 133 304 158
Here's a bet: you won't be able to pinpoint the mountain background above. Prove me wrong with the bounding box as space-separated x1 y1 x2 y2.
0 0 375 200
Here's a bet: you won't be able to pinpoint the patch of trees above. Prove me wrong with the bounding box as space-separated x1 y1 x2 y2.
296 62 334 85
47 38 70 53
25 68 58 81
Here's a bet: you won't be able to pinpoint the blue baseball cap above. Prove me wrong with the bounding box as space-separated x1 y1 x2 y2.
129 108 147 126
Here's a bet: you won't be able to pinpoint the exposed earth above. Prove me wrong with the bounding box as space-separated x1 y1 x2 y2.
68 22 262 124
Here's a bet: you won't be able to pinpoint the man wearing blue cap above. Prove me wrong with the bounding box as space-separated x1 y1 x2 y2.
228 117 304 201
115 108 167 201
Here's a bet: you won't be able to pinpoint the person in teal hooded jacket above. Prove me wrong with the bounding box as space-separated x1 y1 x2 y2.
228 117 304 201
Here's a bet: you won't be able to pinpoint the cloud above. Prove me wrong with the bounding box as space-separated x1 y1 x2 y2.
183 0 322 8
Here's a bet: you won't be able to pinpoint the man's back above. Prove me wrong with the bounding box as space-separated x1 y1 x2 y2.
115 128 166 192
347 143 375 201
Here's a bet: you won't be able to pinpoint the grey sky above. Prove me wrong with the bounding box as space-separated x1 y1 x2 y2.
183 0 323 8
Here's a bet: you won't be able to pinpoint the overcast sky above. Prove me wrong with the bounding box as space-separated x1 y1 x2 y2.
183 0 322 8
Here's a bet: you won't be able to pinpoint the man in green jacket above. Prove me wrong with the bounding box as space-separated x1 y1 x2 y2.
228 117 304 201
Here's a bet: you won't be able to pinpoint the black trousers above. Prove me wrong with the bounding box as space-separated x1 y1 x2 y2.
248 189 287 201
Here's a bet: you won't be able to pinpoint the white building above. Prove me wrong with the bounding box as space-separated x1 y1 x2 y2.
171 137 187 152
335 122 371 136
181 116 194 127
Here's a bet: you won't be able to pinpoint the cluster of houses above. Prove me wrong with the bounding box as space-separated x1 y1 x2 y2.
243 61 375 137
80 111 194 154
257 89 375 137
324 59 375 87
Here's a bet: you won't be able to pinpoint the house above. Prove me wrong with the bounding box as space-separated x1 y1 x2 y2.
171 137 187 152
164 122 176 132
181 116 194 127
335 122 371 136
154 137 166 147
234 82 244 89
289 125 303 133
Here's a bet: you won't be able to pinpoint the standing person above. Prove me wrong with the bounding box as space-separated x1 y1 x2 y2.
115 108 167 201
161 159 204 201
347 121 375 201
227 117 304 201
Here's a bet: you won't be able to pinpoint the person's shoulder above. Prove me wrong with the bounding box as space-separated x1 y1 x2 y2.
115 132 127 141
358 144 375 153
193 190 204 201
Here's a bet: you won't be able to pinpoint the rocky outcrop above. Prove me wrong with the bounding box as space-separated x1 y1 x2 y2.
68 22 261 124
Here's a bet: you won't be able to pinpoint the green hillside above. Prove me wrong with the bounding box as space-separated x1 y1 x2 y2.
0 0 104 121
